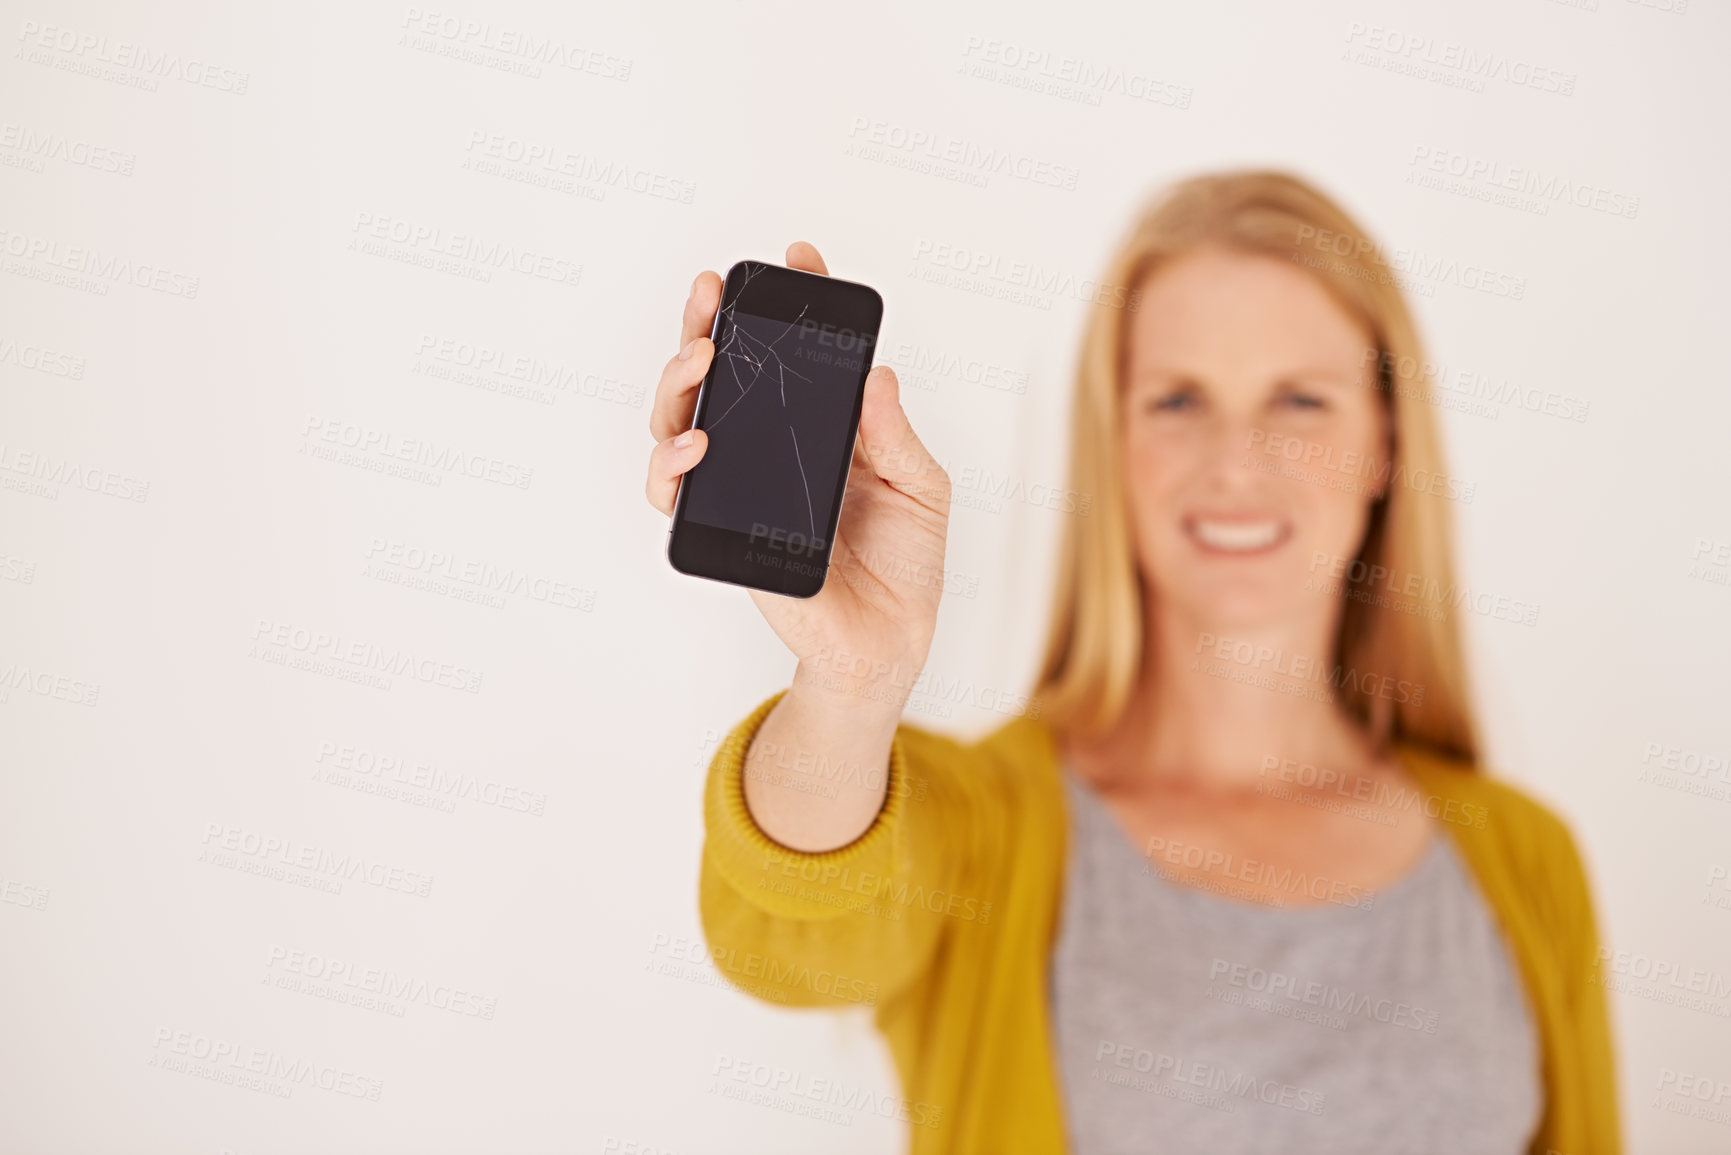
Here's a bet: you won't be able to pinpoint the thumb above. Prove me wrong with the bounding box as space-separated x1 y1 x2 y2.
857 366 949 511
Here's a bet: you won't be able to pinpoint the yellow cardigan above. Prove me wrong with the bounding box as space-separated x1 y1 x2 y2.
699 690 1622 1154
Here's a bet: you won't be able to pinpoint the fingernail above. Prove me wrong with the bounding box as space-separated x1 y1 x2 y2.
678 339 698 361
674 431 694 448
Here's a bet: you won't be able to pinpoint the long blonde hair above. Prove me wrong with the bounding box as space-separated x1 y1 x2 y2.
1030 170 1479 764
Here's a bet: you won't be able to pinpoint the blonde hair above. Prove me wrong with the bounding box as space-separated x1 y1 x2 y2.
1030 170 1479 763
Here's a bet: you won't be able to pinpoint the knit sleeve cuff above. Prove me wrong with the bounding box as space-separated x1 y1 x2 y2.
702 688 911 921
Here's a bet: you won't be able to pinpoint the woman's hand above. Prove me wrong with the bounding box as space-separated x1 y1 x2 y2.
647 242 952 719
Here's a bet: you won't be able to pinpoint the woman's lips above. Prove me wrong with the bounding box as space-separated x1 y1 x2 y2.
1184 515 1291 555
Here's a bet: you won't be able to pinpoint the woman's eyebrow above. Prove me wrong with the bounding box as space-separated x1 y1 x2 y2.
1127 367 1361 389
1125 366 1199 386
1273 369 1363 390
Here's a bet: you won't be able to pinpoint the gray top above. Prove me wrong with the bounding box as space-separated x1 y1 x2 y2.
1050 766 1542 1155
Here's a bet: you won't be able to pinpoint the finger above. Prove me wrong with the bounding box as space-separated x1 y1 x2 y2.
649 336 715 442
645 428 709 516
855 367 950 514
786 242 829 276
680 270 724 348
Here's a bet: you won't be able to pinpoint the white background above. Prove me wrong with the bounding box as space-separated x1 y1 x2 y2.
2 0 1728 1152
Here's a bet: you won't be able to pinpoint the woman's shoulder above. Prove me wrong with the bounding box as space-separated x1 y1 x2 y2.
899 707 1058 776
894 707 1065 819
1396 743 1577 840
1395 742 1596 918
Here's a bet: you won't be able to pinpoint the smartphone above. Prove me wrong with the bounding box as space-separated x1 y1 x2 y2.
667 260 883 598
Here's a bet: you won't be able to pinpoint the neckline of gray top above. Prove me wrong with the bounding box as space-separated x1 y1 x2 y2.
1058 764 1450 925
1049 762 1545 1155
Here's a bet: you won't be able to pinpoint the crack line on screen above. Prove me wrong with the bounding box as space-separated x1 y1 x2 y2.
707 264 818 538
788 426 815 538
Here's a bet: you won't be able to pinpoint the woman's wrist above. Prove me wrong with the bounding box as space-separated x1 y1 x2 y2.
789 650 922 724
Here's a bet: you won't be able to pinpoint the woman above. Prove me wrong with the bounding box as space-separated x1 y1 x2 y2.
644 172 1620 1154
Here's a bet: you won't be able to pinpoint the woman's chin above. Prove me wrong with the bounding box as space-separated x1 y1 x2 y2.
1160 586 1316 637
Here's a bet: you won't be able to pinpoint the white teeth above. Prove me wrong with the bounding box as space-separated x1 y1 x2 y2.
1191 519 1283 551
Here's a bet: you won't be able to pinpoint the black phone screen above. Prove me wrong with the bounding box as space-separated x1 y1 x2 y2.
669 261 882 597
682 307 862 546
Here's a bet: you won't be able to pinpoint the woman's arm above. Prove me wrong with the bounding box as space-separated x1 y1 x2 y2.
648 243 960 1009
738 664 904 852
1550 819 1623 1155
699 688 981 1009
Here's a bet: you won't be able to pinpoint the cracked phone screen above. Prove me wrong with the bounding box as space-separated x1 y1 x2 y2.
681 287 866 551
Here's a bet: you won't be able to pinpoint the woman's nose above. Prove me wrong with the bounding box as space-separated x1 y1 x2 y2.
1199 411 1263 485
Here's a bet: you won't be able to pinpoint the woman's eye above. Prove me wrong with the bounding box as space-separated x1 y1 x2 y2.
1147 391 1196 413
1278 392 1327 411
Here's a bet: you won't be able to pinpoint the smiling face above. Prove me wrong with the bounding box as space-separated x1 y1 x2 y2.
1121 244 1389 634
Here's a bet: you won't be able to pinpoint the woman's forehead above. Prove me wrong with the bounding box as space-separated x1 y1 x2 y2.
1124 251 1373 372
